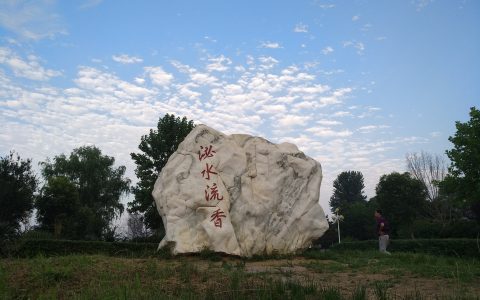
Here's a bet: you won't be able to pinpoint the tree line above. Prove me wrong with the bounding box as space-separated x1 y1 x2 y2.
1 107 479 243
0 114 194 241
320 107 480 245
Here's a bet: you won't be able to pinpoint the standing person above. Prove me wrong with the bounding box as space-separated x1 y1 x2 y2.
374 209 390 254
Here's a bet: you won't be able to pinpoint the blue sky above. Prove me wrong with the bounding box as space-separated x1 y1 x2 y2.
0 0 479 219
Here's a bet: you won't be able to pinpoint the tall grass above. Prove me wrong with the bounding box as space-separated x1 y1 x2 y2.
0 251 479 299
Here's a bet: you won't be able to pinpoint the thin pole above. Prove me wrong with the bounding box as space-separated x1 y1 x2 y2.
337 218 341 244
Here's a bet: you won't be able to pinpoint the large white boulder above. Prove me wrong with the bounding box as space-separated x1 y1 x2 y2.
152 124 328 257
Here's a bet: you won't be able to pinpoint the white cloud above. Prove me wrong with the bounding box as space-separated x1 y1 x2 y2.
361 23 372 32
0 0 67 40
289 84 330 95
258 56 279 69
315 1 335 9
277 115 311 127
191 72 218 85
204 36 217 43
357 125 389 133
333 111 353 117
176 83 201 100
112 54 143 64
319 69 344 76
321 46 334 55
0 47 62 80
234 65 246 72
134 77 145 85
75 66 153 98
259 41 283 49
258 104 287 114
171 60 218 85
293 23 308 33
352 15 360 21
1 51 422 220
144 66 174 86
413 0 434 11
206 55 232 72
343 41 365 54
306 127 352 137
317 120 342 126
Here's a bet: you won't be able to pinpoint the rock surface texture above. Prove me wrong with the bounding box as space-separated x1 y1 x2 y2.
152 125 328 257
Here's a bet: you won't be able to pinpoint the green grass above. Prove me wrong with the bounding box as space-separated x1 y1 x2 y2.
303 250 480 283
0 251 479 299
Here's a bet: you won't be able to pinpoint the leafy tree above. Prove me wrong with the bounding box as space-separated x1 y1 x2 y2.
40 146 130 240
329 171 367 213
129 114 195 235
443 107 480 221
35 176 79 238
375 172 427 237
0 151 38 238
340 201 376 241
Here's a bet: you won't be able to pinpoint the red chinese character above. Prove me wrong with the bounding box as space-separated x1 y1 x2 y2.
210 208 226 228
204 183 224 201
198 145 216 161
201 163 217 180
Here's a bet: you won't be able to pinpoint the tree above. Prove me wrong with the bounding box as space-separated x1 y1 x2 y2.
127 212 149 240
128 114 195 235
0 151 38 238
375 172 427 237
340 201 377 241
35 176 79 238
406 151 446 202
444 107 480 221
40 146 130 240
329 171 367 213
406 151 452 222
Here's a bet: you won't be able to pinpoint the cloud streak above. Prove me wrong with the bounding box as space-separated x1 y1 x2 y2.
0 0 67 40
0 47 62 80
0 46 431 214
112 54 143 64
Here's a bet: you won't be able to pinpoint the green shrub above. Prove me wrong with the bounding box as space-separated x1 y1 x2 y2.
329 238 480 257
404 219 480 239
1 239 160 258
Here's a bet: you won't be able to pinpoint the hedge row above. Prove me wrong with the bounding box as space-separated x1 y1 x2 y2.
329 238 480 258
2 238 479 259
1 239 161 258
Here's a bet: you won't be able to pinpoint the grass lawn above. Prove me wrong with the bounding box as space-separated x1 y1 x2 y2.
0 250 479 299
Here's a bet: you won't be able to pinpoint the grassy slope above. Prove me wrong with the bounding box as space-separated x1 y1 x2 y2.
0 250 479 299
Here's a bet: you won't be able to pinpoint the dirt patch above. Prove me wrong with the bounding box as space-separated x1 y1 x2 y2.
214 257 480 298
2 255 479 299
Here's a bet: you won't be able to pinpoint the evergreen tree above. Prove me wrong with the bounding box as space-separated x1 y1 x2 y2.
128 114 195 235
329 171 367 213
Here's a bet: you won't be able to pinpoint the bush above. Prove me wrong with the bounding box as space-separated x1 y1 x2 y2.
1 239 161 258
312 222 338 249
329 238 480 257
19 229 55 240
403 219 480 239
